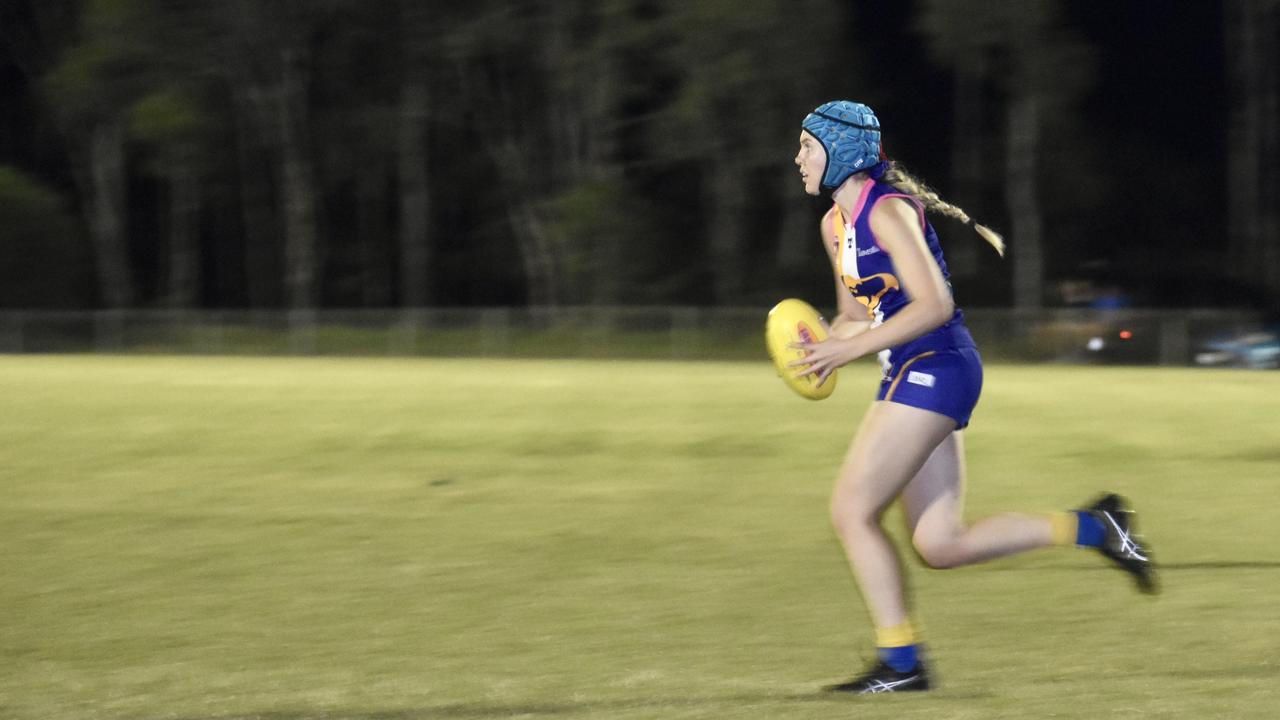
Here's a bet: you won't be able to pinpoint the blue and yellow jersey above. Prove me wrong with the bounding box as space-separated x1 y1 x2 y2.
827 179 975 372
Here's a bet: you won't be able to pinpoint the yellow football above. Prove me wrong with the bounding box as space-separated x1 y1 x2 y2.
765 298 837 400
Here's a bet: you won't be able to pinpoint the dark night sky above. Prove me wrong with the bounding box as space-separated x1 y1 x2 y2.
1070 1 1226 279
849 1 1228 301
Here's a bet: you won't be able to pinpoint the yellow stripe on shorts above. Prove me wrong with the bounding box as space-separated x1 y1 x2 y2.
884 351 937 402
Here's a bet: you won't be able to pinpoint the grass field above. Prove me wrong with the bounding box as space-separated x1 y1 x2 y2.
2 355 1278 719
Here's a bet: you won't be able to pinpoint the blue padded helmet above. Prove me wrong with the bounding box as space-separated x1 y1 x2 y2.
801 101 882 189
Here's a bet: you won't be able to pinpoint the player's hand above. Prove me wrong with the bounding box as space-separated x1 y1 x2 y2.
787 336 864 387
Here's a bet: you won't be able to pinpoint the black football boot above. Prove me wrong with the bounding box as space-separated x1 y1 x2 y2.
1082 493 1157 594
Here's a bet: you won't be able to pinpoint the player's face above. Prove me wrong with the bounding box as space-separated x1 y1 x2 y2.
795 131 825 196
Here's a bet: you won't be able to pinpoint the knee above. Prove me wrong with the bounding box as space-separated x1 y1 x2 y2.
912 533 962 570
829 491 880 540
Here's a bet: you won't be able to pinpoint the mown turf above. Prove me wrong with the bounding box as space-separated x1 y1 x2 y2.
2 355 1278 719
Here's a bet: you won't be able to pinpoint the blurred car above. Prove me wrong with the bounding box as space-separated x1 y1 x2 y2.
1193 328 1280 369
1081 323 1158 365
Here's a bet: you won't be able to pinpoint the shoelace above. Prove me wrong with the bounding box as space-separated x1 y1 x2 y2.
1103 511 1148 561
859 676 917 694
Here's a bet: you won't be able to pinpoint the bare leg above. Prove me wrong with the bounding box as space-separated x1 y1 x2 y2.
901 431 1055 569
829 401 957 629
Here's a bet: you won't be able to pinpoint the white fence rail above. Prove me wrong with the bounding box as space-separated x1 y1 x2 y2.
0 307 1270 366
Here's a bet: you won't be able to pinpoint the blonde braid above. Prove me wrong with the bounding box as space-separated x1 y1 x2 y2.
880 162 1005 257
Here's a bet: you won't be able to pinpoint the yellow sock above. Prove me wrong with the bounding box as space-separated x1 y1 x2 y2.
1048 511 1078 546
875 620 918 648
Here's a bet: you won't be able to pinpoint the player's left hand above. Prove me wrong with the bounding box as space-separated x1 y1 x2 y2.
787 336 864 387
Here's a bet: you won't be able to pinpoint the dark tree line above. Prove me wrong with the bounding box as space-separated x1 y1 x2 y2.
0 0 1276 311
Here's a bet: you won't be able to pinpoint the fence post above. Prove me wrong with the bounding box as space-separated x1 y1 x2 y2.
94 309 125 352
0 312 23 353
1158 314 1190 366
201 311 227 355
391 308 418 355
591 306 614 358
289 308 318 355
672 306 698 359
481 308 511 356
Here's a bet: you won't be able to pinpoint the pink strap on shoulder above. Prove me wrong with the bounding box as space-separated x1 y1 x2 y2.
873 193 927 231
864 193 926 253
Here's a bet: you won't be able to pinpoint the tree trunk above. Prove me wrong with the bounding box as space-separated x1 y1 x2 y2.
1264 3 1280 304
277 45 320 309
707 157 747 304
358 158 392 307
165 152 201 307
233 85 280 308
397 77 431 307
578 9 622 305
488 108 562 308
948 56 988 278
1006 92 1043 309
454 26 564 308
85 119 135 308
545 0 579 188
1226 0 1280 303
507 202 559 309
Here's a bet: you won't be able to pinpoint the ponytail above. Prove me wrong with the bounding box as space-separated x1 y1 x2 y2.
879 162 1005 257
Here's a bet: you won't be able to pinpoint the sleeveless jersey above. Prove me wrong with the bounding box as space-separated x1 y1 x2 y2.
829 179 975 373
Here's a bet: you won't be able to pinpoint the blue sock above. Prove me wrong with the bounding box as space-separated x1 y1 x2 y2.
1075 510 1105 547
878 644 919 673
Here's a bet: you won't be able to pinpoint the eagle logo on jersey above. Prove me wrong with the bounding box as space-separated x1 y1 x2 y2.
843 272 900 318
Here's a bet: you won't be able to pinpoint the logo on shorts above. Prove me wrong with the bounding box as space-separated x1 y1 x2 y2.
906 371 935 388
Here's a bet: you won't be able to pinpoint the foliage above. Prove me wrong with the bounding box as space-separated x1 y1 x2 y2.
42 0 154 126
649 0 846 163
0 166 88 307
128 89 203 145
0 1 1273 310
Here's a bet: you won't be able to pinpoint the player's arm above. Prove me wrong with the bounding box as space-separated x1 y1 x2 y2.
791 198 951 382
816 209 872 340
844 196 957 353
846 198 953 354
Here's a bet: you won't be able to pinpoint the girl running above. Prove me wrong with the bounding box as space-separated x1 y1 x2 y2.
790 100 1155 693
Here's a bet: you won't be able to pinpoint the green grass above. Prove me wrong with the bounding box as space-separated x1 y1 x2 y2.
2 355 1278 719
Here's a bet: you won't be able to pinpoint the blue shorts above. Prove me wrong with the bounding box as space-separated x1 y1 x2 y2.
876 347 983 429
